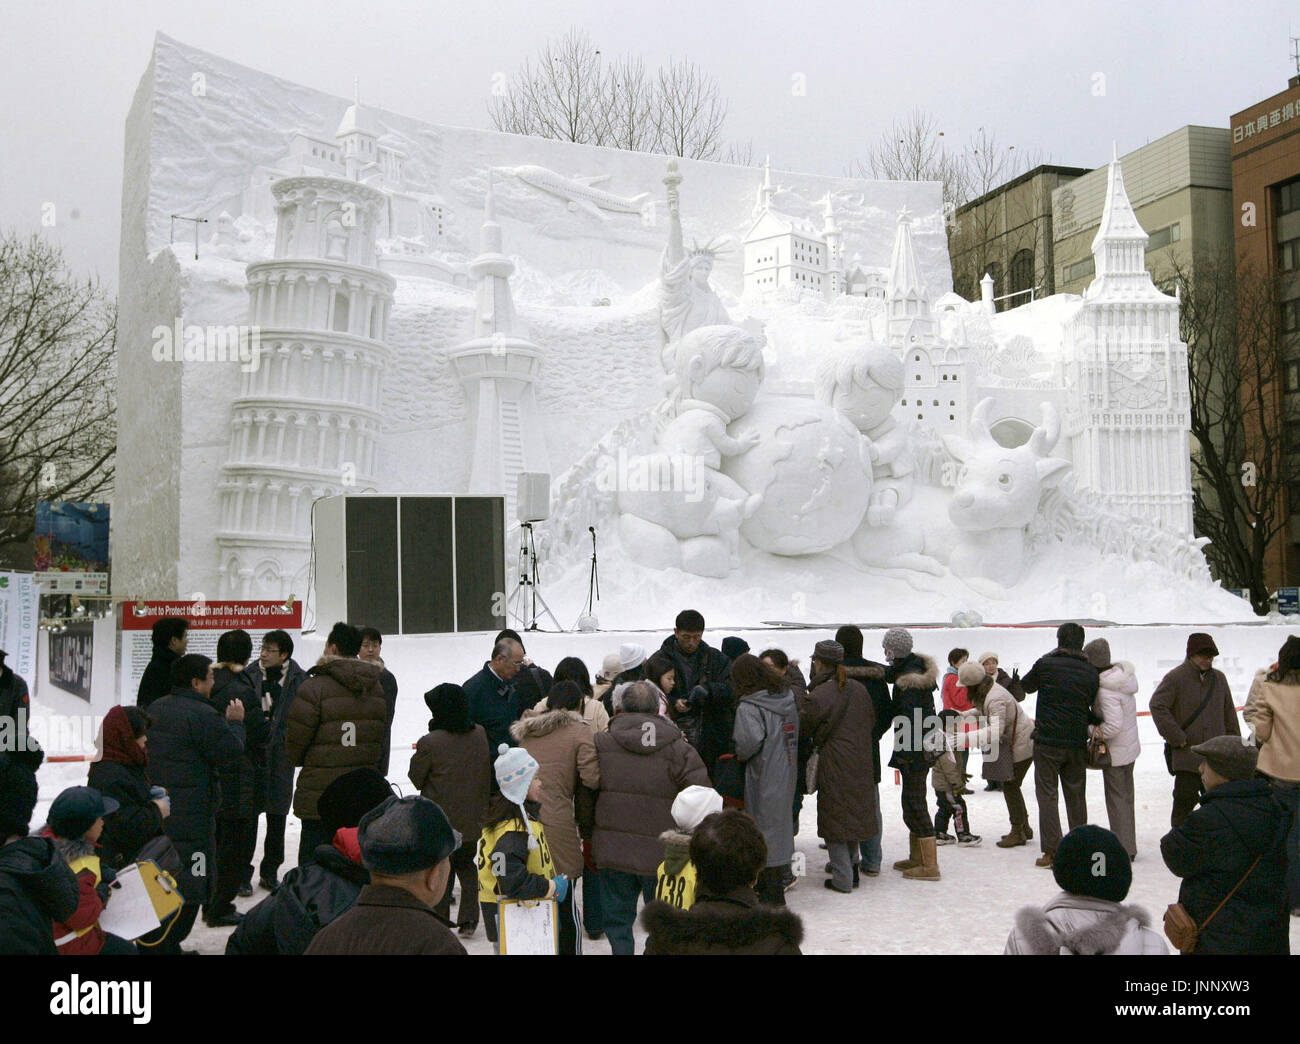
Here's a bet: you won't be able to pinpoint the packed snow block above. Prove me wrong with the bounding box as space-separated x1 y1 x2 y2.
115 32 946 601
114 54 184 600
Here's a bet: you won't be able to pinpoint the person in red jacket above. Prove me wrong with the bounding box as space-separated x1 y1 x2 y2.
43 786 137 955
941 649 975 793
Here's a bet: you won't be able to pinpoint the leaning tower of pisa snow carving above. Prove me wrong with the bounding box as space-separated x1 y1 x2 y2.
214 170 395 598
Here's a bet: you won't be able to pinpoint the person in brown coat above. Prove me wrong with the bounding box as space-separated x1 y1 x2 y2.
1149 632 1240 828
286 622 391 864
798 639 879 892
593 681 710 955
305 795 466 955
408 683 492 936
642 809 803 955
509 681 601 882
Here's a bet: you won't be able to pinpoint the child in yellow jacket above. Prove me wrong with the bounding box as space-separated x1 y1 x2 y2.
655 786 725 910
477 744 571 953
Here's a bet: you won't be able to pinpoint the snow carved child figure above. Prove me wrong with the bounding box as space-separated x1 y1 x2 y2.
815 342 913 525
476 744 572 954
655 785 725 911
659 324 765 542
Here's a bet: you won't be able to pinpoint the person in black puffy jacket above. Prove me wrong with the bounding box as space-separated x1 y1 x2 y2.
207 630 269 922
87 705 166 869
0 759 79 955
146 653 246 950
226 768 394 955
1021 623 1100 867
136 618 189 710
882 628 941 880
1161 735 1291 954
0 648 42 773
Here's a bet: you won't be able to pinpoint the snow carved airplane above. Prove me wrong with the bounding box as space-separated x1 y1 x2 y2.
497 164 651 221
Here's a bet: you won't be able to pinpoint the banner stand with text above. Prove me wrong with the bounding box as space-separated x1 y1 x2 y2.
118 601 303 707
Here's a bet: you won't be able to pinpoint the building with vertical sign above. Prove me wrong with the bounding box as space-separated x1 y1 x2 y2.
1230 74 1300 587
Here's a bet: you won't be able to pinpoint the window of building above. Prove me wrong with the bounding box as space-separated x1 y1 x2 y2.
1287 361 1300 393
1279 176 1300 216
1009 248 1034 301
1147 223 1182 251
1284 297 1300 334
1279 238 1300 272
1063 256 1095 284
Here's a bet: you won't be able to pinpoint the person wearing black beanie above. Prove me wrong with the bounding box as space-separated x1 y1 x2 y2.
1004 826 1167 954
409 684 491 937
227 768 395 955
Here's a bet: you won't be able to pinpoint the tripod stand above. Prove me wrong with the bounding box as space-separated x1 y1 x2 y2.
507 522 562 632
573 526 599 630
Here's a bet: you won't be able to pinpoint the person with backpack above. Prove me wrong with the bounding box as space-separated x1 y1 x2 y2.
1150 633 1240 829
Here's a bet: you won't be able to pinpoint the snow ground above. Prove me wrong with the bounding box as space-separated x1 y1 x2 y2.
31 623 1300 955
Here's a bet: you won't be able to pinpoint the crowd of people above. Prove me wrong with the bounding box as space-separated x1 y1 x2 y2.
1 614 1297 956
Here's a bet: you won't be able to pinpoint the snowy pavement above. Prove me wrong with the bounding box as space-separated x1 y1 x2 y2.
30 622 1300 954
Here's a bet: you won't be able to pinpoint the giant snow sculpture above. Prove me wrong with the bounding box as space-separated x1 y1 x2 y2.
116 35 1240 623
601 154 1216 607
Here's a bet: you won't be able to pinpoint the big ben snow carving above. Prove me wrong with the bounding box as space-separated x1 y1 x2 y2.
1064 148 1193 536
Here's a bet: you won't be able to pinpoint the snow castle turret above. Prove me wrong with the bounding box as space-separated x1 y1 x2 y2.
215 173 395 597
449 175 550 521
886 207 937 347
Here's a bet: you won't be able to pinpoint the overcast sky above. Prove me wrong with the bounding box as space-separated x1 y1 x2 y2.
2 0 1296 287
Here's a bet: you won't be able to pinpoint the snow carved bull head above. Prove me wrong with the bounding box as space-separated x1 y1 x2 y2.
943 399 1072 532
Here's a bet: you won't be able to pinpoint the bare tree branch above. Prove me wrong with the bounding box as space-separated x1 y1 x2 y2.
487 31 737 161
0 232 116 553
1156 247 1294 611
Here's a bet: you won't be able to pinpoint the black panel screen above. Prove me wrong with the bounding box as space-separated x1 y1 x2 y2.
400 497 455 634
454 497 506 632
344 497 399 634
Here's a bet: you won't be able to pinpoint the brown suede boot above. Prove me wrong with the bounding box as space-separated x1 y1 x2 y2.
996 824 1029 848
1035 850 1055 868
903 836 941 881
892 833 921 871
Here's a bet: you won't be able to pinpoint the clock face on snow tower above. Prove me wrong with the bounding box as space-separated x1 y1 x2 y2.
1108 357 1166 410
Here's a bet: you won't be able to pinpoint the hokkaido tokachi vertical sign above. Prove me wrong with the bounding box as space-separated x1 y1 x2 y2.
118 601 303 706
0 572 39 687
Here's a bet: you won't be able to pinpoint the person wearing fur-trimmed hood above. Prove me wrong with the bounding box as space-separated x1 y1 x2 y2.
1004 825 1167 954
882 628 941 882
